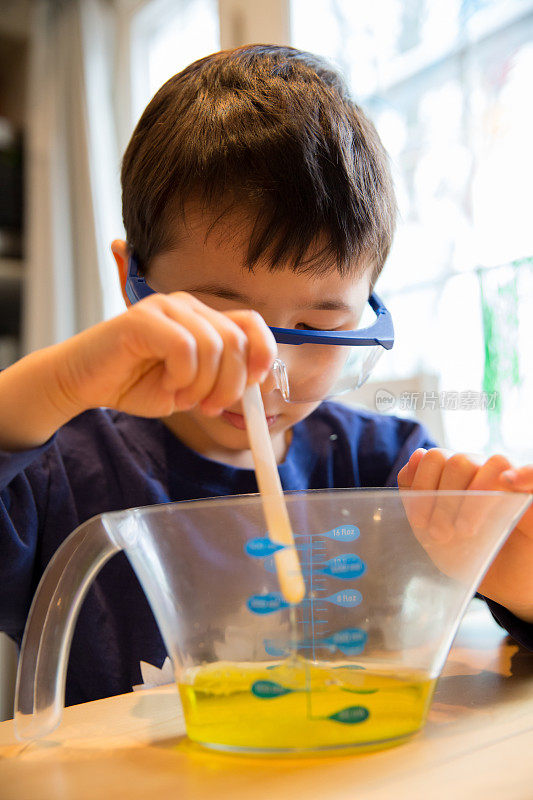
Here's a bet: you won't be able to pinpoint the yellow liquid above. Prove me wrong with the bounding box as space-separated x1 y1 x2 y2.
178 659 436 753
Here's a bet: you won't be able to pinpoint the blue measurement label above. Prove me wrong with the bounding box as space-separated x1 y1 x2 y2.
324 589 363 608
244 537 286 558
250 680 371 725
251 587 362 610
251 680 292 699
328 706 369 724
318 524 360 542
262 553 365 580
263 626 367 658
247 592 289 615
318 554 366 580
279 627 367 656
290 524 359 541
321 627 368 655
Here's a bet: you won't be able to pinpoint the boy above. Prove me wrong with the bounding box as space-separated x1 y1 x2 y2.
0 45 531 706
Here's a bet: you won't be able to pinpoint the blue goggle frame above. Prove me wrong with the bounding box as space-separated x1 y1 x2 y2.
125 253 394 350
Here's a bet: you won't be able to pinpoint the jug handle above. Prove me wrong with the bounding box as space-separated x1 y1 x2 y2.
14 516 121 741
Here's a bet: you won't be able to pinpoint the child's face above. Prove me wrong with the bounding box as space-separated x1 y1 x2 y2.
123 207 372 465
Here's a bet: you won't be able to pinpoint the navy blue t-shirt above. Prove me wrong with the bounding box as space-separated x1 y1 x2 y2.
1 402 530 705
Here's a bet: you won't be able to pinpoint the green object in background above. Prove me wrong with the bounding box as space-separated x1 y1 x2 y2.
477 257 530 448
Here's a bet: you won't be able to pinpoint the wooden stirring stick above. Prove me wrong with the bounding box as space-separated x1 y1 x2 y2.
241 384 306 605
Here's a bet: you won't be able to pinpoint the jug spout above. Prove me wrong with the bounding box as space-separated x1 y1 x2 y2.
14 517 120 741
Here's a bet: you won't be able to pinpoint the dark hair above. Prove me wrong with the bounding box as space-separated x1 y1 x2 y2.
121 44 397 286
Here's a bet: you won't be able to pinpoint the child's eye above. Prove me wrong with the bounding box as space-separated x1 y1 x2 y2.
297 323 336 332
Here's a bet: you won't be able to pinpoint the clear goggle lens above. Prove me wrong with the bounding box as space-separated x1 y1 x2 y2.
271 343 384 403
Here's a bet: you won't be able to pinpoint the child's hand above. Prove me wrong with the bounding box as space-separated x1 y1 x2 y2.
58 292 278 417
398 449 533 624
0 293 277 451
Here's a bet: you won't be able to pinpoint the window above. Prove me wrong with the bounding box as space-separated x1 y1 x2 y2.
292 0 533 461
128 0 219 129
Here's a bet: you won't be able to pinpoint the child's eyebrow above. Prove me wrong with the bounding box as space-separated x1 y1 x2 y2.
187 284 353 312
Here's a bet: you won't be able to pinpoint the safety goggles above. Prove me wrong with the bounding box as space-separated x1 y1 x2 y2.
126 254 394 403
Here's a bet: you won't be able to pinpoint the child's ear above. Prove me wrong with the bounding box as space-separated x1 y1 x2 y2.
111 240 132 307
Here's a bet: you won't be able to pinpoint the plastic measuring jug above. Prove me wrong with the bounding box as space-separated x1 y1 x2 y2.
15 488 530 754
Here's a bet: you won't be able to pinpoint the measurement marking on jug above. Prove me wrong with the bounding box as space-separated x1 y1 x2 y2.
326 706 370 725
247 592 289 614
251 680 371 726
293 525 360 542
309 535 315 659
317 554 366 580
251 680 292 699
292 628 368 656
247 522 366 663
324 589 363 608
244 537 286 558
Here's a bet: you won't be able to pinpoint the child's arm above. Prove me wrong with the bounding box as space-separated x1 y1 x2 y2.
0 292 277 451
398 449 533 625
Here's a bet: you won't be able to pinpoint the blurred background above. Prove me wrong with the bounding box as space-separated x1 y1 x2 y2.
0 0 532 714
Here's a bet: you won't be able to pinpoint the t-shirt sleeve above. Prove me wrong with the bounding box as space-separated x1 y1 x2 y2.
384 421 437 487
355 411 437 488
0 438 55 639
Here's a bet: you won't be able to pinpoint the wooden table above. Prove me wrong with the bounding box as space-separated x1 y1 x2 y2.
1 600 532 800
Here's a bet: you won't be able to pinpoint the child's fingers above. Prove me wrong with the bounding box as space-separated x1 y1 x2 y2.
81 293 271 418
152 294 226 409
397 448 427 488
183 295 277 382
398 449 431 536
500 465 533 492
198 322 249 415
406 448 451 527
136 294 276 414
171 299 260 414
498 466 533 535
467 453 513 490
225 309 278 384
164 296 276 414
427 454 480 541
453 454 514 538
117 301 199 393
410 448 456 489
